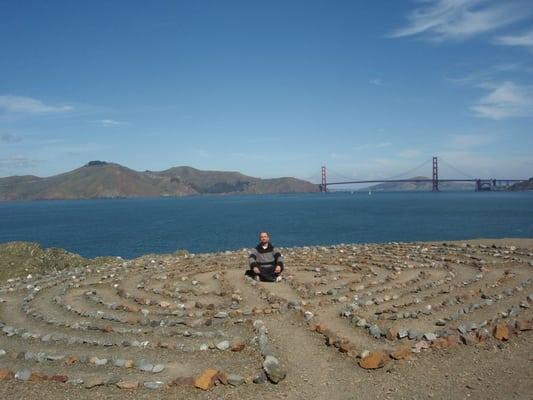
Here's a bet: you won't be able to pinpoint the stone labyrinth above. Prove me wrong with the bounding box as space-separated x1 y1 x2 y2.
0 242 532 391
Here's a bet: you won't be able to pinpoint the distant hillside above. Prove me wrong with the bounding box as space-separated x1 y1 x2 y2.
361 176 475 191
0 161 319 201
508 178 533 191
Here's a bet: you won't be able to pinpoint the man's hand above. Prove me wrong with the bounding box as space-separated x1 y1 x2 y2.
253 267 260 274
274 265 281 273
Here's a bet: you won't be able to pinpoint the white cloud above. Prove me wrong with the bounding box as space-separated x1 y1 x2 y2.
369 78 382 85
0 95 72 114
494 29 533 49
471 81 533 119
391 0 531 41
95 119 126 127
352 142 392 151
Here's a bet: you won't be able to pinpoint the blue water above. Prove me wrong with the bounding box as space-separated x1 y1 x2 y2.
0 192 532 259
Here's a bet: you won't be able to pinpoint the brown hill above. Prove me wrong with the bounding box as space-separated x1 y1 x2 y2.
0 161 318 200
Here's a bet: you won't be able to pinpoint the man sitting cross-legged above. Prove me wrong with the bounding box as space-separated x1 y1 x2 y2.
245 231 284 282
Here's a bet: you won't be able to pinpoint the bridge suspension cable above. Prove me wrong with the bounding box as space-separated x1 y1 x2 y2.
327 158 432 183
439 158 475 180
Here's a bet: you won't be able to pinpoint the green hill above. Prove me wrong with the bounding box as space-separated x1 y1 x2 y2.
0 161 319 200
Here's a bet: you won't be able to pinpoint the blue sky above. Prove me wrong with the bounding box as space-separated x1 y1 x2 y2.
1 0 532 182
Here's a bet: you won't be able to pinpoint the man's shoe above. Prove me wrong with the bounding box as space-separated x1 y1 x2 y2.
275 276 282 282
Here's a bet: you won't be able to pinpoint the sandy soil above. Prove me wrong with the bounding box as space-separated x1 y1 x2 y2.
0 238 531 399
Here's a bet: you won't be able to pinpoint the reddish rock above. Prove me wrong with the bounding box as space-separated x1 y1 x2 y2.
215 371 228 385
312 323 328 334
386 327 399 341
446 335 460 347
30 372 48 381
49 375 68 383
516 320 532 331
230 337 246 352
173 376 195 387
359 352 388 369
430 338 450 349
0 369 14 381
65 355 77 365
338 340 354 354
390 346 411 360
195 368 219 390
493 324 510 341
102 324 114 333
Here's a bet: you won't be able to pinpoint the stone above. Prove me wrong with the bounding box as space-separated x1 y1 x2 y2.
173 376 195 386
30 372 48 382
144 381 164 390
516 320 532 331
412 340 430 353
423 332 437 341
359 349 370 359
263 355 286 383
369 325 383 338
84 377 106 388
116 380 139 389
195 368 219 390
359 352 387 369
66 355 77 365
397 329 408 339
386 327 398 340
138 360 154 372
152 364 165 373
216 340 230 351
90 356 108 366
0 368 14 381
231 337 246 352
253 371 268 384
227 374 245 386
338 340 354 354
15 368 31 381
493 324 509 341
390 346 411 360
0 349 6 357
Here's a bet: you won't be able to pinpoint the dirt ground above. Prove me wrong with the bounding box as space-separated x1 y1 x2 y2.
0 238 531 400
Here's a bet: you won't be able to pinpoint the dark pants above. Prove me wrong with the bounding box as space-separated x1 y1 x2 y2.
245 265 281 282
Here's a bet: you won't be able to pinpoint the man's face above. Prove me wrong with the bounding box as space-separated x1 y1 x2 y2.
259 232 269 245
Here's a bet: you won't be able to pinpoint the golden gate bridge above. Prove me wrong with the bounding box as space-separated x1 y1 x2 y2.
319 157 527 192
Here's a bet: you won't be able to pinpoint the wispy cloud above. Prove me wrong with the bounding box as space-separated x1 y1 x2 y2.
493 29 533 49
352 142 392 151
390 0 532 41
398 148 421 158
0 155 40 170
449 133 496 148
369 78 382 85
94 119 126 127
471 81 533 119
0 95 72 114
0 133 22 144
